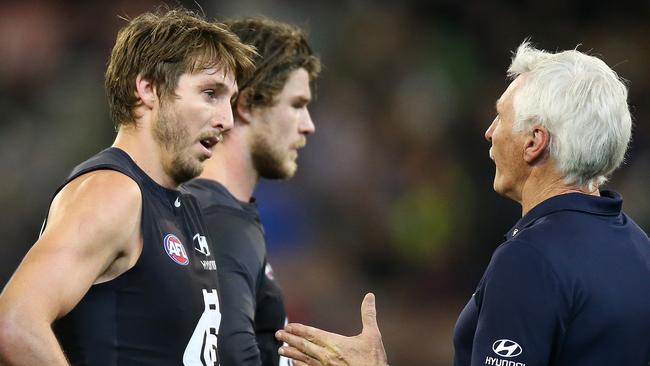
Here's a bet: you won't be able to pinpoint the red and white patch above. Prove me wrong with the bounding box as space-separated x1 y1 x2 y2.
163 234 189 265
265 263 275 280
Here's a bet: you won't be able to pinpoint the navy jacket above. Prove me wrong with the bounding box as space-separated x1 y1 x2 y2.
454 191 650 366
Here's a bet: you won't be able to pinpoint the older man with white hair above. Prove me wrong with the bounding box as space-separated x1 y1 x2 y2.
274 41 650 366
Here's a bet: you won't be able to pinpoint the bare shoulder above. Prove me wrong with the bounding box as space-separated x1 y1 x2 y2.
43 169 143 276
51 169 141 214
0 170 144 321
47 170 142 236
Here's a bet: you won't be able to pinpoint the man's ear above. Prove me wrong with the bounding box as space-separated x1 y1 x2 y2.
135 74 157 109
234 89 256 125
523 126 550 164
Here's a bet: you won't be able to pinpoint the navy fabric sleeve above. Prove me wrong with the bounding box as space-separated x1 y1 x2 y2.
472 240 566 366
202 207 266 366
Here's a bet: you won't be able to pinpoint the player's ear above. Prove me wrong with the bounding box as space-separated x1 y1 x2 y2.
135 74 157 109
234 89 255 125
523 125 550 164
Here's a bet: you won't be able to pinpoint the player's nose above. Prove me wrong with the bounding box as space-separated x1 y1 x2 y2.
214 104 235 132
300 109 315 135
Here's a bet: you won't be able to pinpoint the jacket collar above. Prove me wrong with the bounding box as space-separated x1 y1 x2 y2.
505 190 622 239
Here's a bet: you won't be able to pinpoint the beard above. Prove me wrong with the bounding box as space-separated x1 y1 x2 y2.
152 104 203 185
250 131 296 180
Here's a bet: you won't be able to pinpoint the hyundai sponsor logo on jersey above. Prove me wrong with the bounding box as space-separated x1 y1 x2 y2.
485 339 525 366
492 339 522 357
164 234 190 265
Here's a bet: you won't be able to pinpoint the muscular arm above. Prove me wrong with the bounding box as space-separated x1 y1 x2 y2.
0 171 142 365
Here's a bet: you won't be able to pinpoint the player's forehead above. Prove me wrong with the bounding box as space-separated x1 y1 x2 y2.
279 68 312 99
185 66 238 91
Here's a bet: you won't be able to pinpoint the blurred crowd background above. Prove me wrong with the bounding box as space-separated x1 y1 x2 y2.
1 0 648 364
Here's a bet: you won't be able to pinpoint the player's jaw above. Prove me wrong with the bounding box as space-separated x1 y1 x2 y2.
154 110 225 185
288 137 307 161
170 129 225 184
251 134 303 180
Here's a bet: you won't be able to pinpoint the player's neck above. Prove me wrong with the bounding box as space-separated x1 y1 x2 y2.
113 124 178 189
199 129 258 203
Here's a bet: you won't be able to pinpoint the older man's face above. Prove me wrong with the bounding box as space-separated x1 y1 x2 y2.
485 77 529 202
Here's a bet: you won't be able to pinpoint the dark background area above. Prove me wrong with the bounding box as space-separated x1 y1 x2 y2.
1 0 648 364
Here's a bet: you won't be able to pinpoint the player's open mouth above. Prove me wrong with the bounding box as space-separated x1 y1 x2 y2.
200 135 221 150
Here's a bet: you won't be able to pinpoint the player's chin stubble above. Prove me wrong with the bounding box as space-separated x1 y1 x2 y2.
153 107 202 184
251 136 294 180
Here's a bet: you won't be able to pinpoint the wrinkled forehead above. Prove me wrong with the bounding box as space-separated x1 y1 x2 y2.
194 66 237 87
202 66 236 80
187 47 237 78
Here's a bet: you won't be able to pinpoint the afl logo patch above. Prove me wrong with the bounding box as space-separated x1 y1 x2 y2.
163 234 189 265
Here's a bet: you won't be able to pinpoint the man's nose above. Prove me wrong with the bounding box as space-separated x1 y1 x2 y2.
300 109 315 135
485 117 497 142
214 105 235 132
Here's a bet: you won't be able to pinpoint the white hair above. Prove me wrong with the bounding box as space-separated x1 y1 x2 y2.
508 41 632 189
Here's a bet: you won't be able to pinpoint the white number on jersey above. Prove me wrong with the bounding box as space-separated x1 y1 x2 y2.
183 289 222 365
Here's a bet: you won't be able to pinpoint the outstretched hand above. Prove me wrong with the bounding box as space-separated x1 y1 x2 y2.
275 293 388 366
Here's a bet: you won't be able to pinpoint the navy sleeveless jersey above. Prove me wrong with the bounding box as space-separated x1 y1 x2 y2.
47 148 222 365
453 191 650 366
182 179 290 366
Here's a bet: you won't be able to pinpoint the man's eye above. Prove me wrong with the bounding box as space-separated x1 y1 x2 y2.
204 90 215 98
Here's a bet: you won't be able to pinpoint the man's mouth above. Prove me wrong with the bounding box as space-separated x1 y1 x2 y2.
199 134 222 150
292 139 307 150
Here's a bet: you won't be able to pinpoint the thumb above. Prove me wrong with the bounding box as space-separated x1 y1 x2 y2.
361 293 379 334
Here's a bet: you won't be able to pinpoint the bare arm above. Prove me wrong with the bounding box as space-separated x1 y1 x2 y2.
0 171 142 365
275 293 388 366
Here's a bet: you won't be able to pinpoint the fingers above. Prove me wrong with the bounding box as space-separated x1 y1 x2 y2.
361 293 379 334
279 346 319 365
282 323 334 346
359 293 389 365
276 329 328 360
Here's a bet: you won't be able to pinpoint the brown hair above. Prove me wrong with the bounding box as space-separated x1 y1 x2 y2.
105 8 256 127
224 17 321 107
